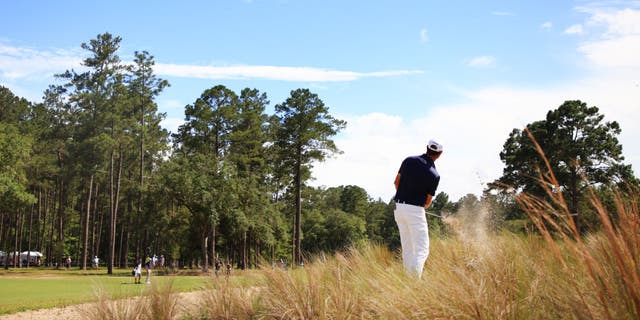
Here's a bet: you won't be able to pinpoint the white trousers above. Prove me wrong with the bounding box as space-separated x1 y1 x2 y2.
394 203 430 278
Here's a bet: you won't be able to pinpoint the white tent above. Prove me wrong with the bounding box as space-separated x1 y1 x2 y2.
21 251 43 257
0 251 21 266
20 251 43 266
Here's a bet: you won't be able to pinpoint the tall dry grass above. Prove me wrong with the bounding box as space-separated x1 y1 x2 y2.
193 277 259 320
85 190 638 320
192 234 572 319
189 186 638 318
88 190 638 320
514 130 640 320
81 280 180 320
256 201 632 319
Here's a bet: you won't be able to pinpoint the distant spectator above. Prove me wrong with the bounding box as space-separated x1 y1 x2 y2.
92 256 100 270
65 256 72 270
159 255 165 269
133 260 142 284
145 256 152 284
171 259 178 273
215 260 221 277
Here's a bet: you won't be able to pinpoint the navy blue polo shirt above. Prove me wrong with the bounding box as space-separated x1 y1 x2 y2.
394 154 440 207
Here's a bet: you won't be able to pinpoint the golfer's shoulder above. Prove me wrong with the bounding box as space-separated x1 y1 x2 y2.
403 155 423 162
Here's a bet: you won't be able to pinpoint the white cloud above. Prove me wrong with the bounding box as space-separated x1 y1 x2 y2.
420 28 429 42
160 117 185 135
467 56 496 68
311 74 640 201
0 42 423 84
565 24 585 35
311 7 640 202
154 63 422 82
579 35 640 68
541 21 553 30
0 43 83 80
578 8 640 68
587 8 640 37
310 87 557 201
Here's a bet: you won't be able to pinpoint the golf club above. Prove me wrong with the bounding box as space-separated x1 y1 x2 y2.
426 211 445 219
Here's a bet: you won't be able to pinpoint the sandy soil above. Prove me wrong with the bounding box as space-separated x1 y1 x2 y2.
0 290 203 320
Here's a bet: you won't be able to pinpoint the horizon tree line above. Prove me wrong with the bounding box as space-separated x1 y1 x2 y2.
1 33 637 271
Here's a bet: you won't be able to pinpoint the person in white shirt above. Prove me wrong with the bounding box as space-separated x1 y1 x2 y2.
133 260 142 284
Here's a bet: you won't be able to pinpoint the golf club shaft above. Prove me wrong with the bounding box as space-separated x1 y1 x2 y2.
426 211 443 218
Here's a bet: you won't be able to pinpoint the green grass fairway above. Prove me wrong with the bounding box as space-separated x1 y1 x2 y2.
0 268 209 315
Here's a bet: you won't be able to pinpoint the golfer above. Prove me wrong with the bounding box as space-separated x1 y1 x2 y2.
393 139 442 278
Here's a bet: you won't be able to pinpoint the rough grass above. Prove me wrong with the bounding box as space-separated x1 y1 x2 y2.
5 193 637 320
5 186 637 320
79 280 181 320
185 185 638 319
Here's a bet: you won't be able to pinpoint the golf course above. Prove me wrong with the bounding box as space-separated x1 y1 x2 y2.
2 1 640 319
0 268 207 315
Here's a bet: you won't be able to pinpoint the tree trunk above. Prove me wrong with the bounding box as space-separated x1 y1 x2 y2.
135 194 144 262
57 178 66 268
19 210 25 267
1 213 8 269
570 169 580 233
108 148 124 274
294 149 302 266
0 213 5 263
108 150 116 274
14 210 21 268
27 205 33 268
138 96 145 261
35 189 42 252
143 228 149 259
82 175 93 270
3 214 12 269
47 187 55 266
117 218 125 268
201 229 208 273
210 223 216 267
114 152 124 269
75 202 84 269
92 184 101 259
242 230 247 270
123 197 133 268
56 149 66 269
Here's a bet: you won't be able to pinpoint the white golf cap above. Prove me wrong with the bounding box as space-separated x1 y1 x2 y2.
427 139 443 152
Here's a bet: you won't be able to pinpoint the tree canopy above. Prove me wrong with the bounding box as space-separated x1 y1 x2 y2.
491 100 636 230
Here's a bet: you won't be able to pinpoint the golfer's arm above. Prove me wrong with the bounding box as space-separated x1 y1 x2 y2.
394 173 401 190
424 194 433 209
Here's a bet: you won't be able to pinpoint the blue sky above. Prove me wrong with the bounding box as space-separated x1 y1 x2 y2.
2 0 639 201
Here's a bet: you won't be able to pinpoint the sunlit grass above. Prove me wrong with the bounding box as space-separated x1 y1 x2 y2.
185 186 638 319
80 280 182 320
0 270 206 315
